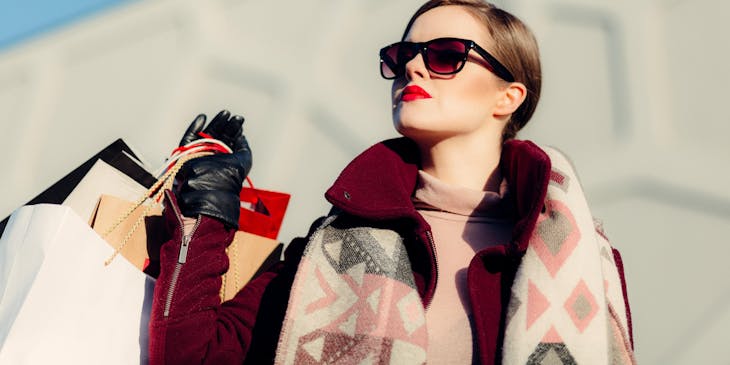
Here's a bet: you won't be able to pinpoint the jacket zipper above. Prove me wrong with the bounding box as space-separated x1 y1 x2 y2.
424 229 439 310
163 191 201 318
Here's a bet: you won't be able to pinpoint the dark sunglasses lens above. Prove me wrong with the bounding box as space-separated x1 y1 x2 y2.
381 44 400 78
381 43 420 79
425 39 468 74
395 43 418 66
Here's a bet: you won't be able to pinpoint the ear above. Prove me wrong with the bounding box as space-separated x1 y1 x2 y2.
494 82 527 117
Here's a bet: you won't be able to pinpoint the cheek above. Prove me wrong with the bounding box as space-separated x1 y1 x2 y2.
449 76 494 107
438 78 496 122
390 73 499 135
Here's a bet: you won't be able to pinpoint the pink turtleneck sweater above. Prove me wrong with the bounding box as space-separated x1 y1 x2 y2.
413 170 514 364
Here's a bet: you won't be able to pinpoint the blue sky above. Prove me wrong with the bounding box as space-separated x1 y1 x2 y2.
0 0 132 50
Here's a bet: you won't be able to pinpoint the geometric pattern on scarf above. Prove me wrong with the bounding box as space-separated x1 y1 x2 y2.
526 343 577 365
274 221 428 365
502 147 635 365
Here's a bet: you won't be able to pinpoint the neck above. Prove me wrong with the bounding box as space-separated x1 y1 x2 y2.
417 131 503 192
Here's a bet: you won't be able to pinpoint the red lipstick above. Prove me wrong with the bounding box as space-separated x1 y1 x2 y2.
401 85 432 102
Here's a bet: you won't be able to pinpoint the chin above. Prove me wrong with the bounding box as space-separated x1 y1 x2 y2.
393 115 426 136
393 120 446 144
394 108 438 131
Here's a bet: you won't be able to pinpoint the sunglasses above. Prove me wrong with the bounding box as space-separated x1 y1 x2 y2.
379 37 515 82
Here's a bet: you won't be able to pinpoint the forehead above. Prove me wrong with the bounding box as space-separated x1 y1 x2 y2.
405 5 491 45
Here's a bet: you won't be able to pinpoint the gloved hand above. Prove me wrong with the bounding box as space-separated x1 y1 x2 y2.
175 110 252 229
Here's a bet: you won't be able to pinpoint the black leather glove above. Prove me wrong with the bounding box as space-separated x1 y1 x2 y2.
175 110 252 229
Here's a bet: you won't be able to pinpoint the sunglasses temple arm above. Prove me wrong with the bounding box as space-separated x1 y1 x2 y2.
473 46 515 82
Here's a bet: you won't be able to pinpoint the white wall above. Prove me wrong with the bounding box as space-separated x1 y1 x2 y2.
1 0 728 363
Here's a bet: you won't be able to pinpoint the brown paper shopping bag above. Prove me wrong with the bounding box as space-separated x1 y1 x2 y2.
90 194 164 272
91 194 282 302
220 231 282 301
92 150 286 301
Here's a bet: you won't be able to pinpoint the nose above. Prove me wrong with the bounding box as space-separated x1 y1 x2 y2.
404 52 429 81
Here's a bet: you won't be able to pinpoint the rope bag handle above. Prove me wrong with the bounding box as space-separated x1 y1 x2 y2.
102 133 261 266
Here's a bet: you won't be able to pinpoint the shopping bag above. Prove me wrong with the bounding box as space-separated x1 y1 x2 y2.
90 194 283 301
239 177 290 240
89 194 165 272
219 231 282 301
64 158 150 222
93 149 286 301
0 204 152 364
0 139 155 236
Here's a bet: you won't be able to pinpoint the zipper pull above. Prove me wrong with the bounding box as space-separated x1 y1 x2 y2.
177 215 202 264
178 234 191 264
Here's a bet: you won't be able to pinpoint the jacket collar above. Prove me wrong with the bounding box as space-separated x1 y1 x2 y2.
325 138 420 223
324 137 551 254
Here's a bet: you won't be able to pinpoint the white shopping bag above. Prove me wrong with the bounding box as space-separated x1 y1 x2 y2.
0 204 152 364
63 159 149 222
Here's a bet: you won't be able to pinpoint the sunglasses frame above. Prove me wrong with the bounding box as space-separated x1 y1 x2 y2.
379 37 515 82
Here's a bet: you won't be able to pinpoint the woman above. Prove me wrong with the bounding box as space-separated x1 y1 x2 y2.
149 1 635 364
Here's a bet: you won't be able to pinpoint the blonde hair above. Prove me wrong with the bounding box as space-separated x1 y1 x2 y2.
402 0 542 141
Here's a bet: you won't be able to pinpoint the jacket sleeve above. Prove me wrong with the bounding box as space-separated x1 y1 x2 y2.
148 190 312 365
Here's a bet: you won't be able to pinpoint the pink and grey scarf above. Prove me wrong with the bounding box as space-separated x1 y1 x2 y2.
274 147 635 364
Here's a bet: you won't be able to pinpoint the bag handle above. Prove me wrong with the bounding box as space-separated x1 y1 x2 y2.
101 151 213 266
152 135 232 178
102 133 257 266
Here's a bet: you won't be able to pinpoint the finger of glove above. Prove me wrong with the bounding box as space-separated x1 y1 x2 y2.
179 114 207 147
225 115 246 150
205 111 245 150
231 140 253 177
204 110 232 141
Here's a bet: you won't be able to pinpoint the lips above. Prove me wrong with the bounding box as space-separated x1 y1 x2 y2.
400 85 432 102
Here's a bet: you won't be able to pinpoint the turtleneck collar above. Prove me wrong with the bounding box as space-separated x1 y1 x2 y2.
324 137 551 253
412 170 514 219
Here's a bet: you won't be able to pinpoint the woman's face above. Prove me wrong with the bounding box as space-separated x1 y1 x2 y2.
392 6 508 144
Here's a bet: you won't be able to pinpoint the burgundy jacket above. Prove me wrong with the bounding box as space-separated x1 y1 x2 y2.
148 138 632 364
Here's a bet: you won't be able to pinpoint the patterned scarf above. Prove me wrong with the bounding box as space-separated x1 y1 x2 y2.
502 148 635 365
274 147 634 364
